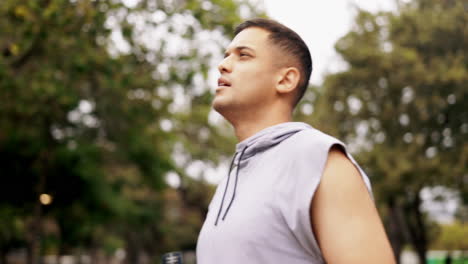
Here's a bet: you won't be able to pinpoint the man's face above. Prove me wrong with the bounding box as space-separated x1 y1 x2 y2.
212 27 280 117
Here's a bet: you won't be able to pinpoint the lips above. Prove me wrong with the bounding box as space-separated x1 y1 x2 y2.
217 77 231 88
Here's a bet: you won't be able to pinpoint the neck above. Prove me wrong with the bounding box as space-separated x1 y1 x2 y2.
231 107 293 142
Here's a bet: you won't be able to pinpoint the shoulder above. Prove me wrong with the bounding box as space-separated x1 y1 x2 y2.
272 127 354 177
280 128 345 155
322 144 366 193
285 128 363 187
310 145 396 263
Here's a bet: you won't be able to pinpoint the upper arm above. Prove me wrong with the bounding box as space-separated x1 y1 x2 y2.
310 144 396 264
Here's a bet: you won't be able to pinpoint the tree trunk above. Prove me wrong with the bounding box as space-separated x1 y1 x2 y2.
124 232 140 264
27 201 43 264
387 199 405 264
413 196 427 264
405 191 427 264
28 147 51 264
0 248 7 264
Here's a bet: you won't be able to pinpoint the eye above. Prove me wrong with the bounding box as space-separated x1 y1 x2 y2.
239 53 249 57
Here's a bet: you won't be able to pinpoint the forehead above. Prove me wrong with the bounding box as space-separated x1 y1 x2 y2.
226 27 271 51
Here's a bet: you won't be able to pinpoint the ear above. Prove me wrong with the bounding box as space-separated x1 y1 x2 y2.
276 67 300 95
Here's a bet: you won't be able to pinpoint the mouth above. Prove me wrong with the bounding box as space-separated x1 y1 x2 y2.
217 77 231 89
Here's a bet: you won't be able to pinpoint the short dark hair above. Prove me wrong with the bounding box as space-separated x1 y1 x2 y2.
234 18 312 107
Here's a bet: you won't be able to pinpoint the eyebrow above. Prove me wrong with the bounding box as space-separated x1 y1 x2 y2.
224 46 255 57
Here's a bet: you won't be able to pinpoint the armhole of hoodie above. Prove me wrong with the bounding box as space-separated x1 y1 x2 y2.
272 131 374 260
306 141 374 255
323 142 373 199
300 140 374 259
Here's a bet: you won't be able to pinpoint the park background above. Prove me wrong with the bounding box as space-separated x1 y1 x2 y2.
0 0 466 263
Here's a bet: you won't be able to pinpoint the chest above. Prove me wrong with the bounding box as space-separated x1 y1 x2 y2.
202 157 290 245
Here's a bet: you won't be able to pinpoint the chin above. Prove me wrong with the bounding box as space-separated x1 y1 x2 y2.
212 98 233 117
212 99 225 113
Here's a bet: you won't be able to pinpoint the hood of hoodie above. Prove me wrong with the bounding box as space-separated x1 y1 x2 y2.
214 122 312 226
234 122 312 162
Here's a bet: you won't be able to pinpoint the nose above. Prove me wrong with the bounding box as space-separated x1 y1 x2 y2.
217 56 232 74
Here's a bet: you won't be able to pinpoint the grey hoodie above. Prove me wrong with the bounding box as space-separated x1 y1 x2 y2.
196 122 373 264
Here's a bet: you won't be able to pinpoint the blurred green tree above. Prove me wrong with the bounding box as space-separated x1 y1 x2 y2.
0 0 263 263
431 221 468 251
305 0 467 263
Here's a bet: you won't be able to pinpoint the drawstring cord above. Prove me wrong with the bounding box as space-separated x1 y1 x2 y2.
222 146 247 221
214 146 248 226
214 152 237 226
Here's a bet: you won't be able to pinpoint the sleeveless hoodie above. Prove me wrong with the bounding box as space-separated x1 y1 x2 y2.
196 122 373 264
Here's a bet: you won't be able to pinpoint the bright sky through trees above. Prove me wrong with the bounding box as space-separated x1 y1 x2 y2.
263 0 397 85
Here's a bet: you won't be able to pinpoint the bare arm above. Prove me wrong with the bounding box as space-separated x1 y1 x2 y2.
310 145 396 264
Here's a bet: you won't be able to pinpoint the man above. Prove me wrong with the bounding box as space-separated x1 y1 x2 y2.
196 18 396 264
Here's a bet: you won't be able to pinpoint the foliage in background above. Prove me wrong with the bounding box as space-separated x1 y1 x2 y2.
431 222 468 251
303 0 467 263
2 0 466 263
0 0 264 263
